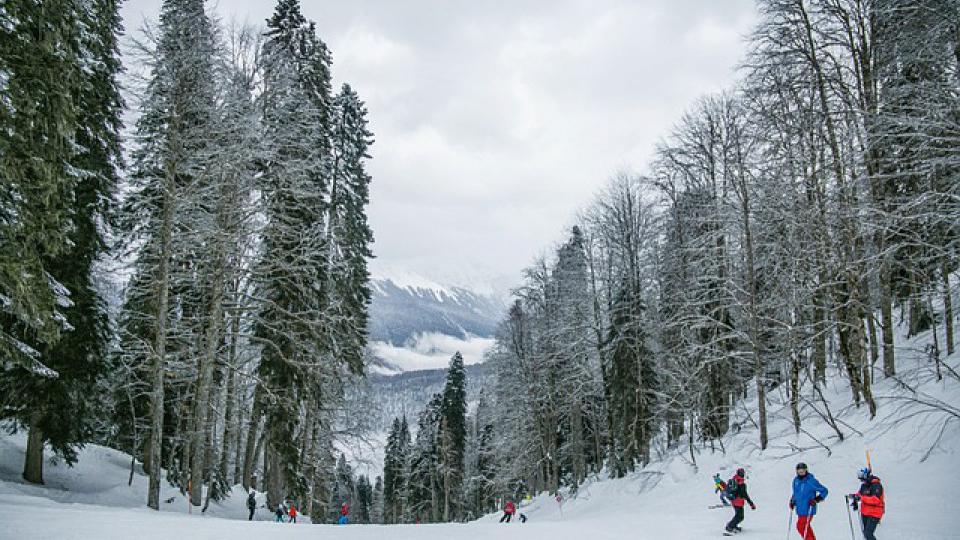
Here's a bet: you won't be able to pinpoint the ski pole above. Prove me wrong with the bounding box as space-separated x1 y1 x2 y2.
785 507 794 540
844 496 857 540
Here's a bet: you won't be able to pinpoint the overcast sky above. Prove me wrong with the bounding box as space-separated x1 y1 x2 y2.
120 0 757 290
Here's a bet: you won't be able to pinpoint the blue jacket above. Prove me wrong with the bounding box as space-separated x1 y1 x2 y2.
791 473 828 517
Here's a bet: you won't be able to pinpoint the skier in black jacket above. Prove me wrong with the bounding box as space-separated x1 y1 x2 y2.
725 468 756 535
247 491 257 521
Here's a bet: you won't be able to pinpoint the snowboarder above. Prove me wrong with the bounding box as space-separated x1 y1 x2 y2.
247 491 257 521
338 502 350 524
789 462 828 540
274 503 285 523
288 502 298 524
499 500 516 523
724 468 756 535
849 467 884 540
714 473 731 506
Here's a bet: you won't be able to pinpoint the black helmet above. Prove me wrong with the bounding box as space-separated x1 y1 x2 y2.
736 467 746 477
796 462 808 470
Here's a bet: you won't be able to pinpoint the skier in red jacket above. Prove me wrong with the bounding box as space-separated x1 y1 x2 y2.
499 500 516 523
725 468 756 535
849 468 884 540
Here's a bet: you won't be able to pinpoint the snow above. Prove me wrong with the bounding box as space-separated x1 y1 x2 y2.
1 337 958 539
371 265 453 302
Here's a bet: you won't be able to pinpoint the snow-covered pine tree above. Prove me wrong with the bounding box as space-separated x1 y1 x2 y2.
383 416 411 523
329 453 355 521
355 474 373 523
551 227 604 487
589 176 659 474
328 83 375 373
438 352 467 521
0 0 123 485
874 0 960 359
251 0 335 508
463 389 496 518
371 475 385 524
0 0 86 377
116 0 218 509
185 20 262 509
407 393 442 522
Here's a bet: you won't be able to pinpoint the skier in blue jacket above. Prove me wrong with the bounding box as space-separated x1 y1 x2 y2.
789 462 828 540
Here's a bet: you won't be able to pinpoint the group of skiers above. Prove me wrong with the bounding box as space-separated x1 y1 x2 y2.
498 500 528 523
245 490 350 525
716 462 884 539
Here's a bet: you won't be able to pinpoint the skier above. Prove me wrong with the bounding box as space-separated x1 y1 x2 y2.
274 502 285 523
499 500 516 523
714 473 730 506
848 467 884 540
789 462 828 540
724 468 756 535
247 490 257 521
288 502 298 524
338 502 350 525
519 513 528 523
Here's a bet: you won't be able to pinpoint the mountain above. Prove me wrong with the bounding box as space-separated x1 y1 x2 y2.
366 363 490 432
368 273 505 347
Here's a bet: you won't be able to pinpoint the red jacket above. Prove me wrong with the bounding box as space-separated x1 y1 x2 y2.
504 501 516 514
858 476 884 519
288 505 297 517
731 475 754 508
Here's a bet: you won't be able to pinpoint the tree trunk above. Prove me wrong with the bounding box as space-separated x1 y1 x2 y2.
147 160 176 510
813 291 828 383
866 310 879 377
23 419 44 484
944 263 955 356
790 351 801 434
220 362 237 486
189 254 226 507
266 444 284 510
241 386 263 490
142 435 153 477
881 267 896 376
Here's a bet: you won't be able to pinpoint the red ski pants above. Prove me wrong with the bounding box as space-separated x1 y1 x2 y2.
796 515 816 540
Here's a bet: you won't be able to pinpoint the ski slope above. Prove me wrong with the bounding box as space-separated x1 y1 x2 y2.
2 338 958 539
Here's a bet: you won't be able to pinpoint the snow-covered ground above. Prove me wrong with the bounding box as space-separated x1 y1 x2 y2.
2 334 958 539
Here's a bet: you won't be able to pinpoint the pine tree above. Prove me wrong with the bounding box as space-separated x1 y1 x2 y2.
117 0 218 509
438 352 467 521
0 0 123 484
383 416 411 523
252 0 335 508
371 475 385 524
0 0 85 377
328 83 375 372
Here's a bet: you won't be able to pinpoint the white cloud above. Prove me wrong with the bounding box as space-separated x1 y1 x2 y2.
372 333 495 373
120 0 758 287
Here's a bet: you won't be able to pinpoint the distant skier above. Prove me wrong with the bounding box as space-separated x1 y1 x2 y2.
288 502 298 524
499 500 516 523
338 502 350 524
849 467 884 540
519 513 528 523
789 462 828 540
247 490 257 521
274 503 285 523
714 473 730 506
724 468 756 535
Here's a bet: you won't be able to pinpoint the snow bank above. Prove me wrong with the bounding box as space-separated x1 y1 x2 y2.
1 328 957 539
